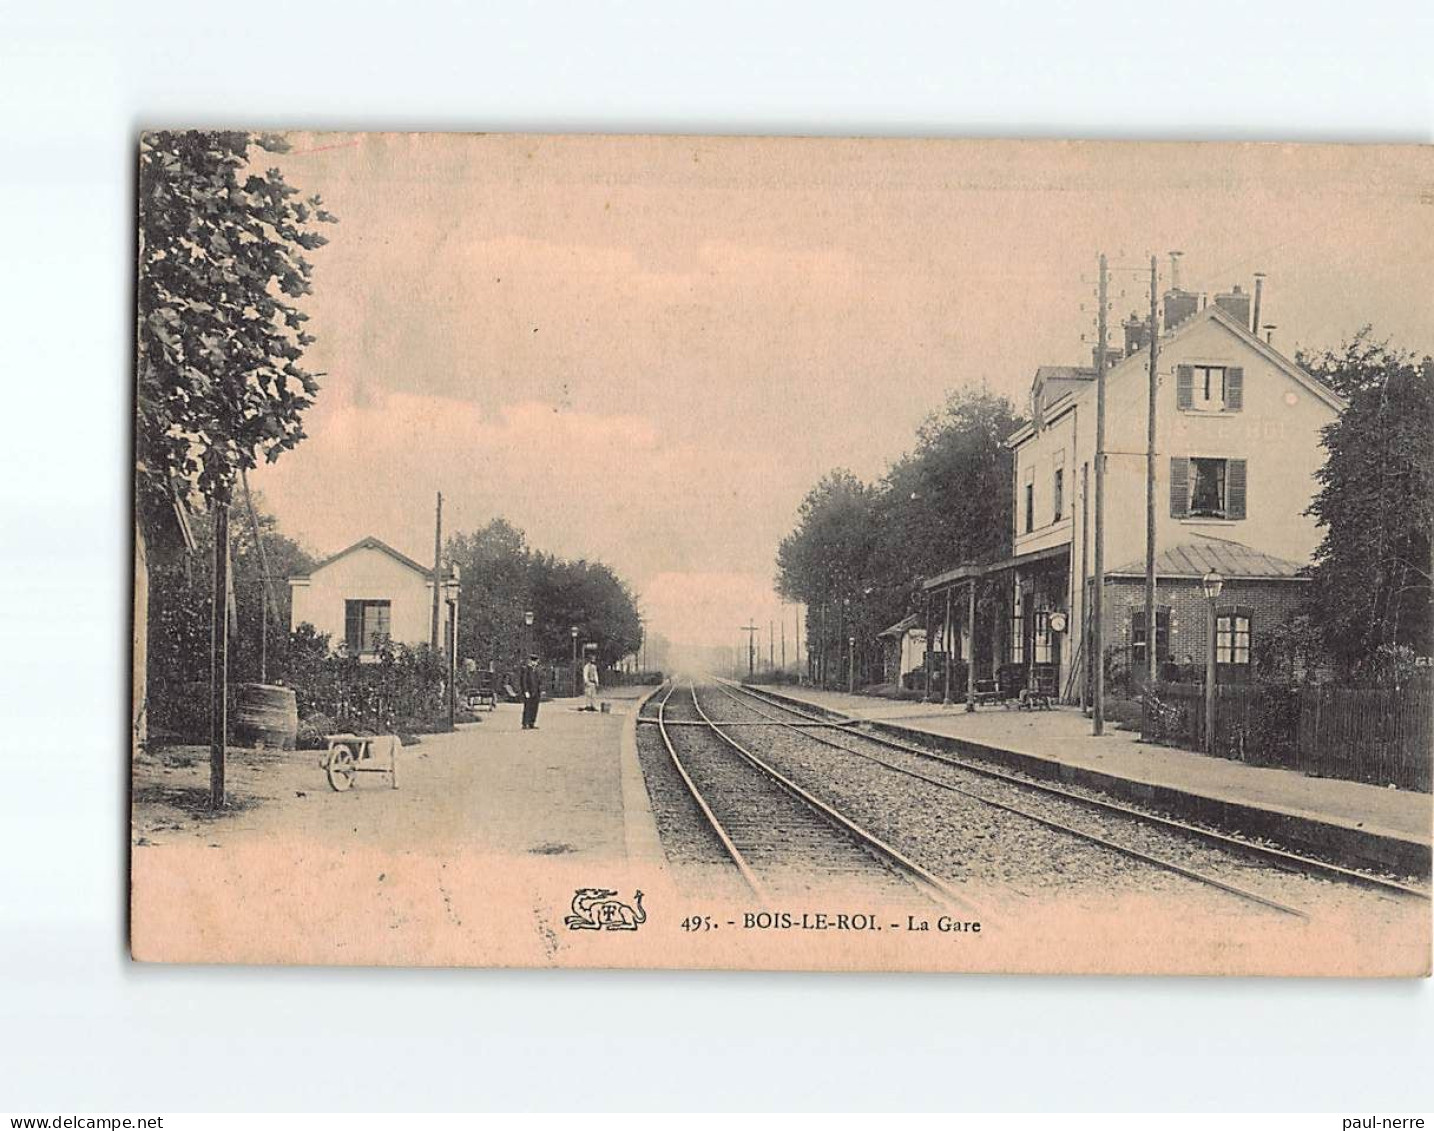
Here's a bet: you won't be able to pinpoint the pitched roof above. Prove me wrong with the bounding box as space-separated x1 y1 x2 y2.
290 536 434 580
1008 302 1347 448
1107 534 1306 581
878 613 921 638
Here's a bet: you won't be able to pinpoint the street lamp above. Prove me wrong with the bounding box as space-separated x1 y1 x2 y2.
444 563 462 731
570 625 580 697
1202 569 1224 753
848 635 857 694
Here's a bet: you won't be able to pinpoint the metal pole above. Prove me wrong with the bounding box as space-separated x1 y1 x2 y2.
966 580 978 711
1205 598 1217 753
848 636 856 694
1145 255 1160 687
209 497 230 809
1092 252 1109 736
571 633 578 697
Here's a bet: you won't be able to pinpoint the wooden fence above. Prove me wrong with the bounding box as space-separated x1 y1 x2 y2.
1295 683 1431 791
1141 680 1430 791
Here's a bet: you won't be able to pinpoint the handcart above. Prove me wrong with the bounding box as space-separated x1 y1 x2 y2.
321 733 400 791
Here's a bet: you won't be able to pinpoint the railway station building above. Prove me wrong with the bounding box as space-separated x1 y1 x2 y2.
920 287 1346 704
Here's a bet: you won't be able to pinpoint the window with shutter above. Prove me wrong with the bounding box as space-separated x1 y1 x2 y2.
1225 366 1244 411
1227 458 1247 520
345 600 363 651
1169 457 1190 517
1176 365 1194 410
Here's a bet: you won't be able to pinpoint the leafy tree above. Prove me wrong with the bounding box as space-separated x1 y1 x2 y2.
136 130 335 507
775 389 1023 682
446 520 644 678
1301 329 1433 681
448 519 532 677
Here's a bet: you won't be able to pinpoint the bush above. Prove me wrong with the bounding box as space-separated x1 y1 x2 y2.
295 711 337 750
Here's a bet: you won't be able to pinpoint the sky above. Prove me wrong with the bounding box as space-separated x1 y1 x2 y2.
247 134 1433 651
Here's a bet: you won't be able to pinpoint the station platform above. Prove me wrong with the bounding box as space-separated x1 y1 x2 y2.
444 683 666 865
746 683 1432 876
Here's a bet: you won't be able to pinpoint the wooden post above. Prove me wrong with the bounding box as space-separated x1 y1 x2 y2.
430 491 443 652
209 497 230 809
1092 252 1108 736
1080 461 1090 711
966 579 978 712
1144 255 1160 687
942 587 952 705
922 591 934 702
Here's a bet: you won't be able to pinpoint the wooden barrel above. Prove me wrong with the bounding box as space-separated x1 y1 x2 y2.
234 683 299 750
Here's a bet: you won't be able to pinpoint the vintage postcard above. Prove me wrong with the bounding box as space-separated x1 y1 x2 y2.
131 132 1432 974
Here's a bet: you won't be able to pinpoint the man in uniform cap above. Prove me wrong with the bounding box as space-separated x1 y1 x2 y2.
519 655 542 730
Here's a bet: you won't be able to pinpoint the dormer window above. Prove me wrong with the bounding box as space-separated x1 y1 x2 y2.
1177 364 1244 412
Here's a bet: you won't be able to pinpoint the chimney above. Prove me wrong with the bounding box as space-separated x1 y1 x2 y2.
1162 288 1199 329
1214 284 1252 327
1122 312 1149 357
1168 250 1183 290
1263 324 1277 346
1251 273 1265 335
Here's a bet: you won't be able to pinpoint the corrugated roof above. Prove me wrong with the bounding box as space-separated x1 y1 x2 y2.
1108 535 1306 580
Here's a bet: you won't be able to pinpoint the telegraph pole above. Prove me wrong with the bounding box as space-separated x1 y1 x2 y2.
780 614 786 673
430 491 443 651
1092 253 1109 736
1145 255 1161 687
769 619 775 671
740 621 759 678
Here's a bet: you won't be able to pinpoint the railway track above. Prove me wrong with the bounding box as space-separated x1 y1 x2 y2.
719 679 1433 915
651 682 990 918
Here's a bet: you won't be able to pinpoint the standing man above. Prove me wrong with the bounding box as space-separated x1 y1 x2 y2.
520 654 542 730
581 654 600 712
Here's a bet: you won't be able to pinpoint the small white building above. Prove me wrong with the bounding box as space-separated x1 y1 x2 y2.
289 536 436 656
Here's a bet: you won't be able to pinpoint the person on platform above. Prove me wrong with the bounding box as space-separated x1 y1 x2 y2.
582 656 600 712
519 655 542 730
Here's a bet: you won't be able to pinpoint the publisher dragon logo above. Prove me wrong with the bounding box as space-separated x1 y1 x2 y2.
564 887 647 932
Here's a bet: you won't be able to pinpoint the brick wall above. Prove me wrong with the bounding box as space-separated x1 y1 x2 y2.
1102 577 1307 673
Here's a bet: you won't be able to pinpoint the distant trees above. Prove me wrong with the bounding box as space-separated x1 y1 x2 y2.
776 388 1024 682
1301 330 1433 682
447 519 644 675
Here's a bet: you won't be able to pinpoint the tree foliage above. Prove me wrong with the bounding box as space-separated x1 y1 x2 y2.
1300 329 1434 680
776 388 1023 670
136 130 336 505
446 519 644 674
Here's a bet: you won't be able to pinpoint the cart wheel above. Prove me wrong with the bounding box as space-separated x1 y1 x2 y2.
326 744 357 791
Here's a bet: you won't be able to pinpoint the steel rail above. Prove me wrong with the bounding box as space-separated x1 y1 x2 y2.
653 681 767 898
727 680 1431 903
712 681 1315 920
685 684 992 920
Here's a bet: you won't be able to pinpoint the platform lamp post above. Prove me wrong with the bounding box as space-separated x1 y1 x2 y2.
848 635 856 694
570 625 580 697
523 609 535 668
1202 568 1224 753
444 563 462 731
